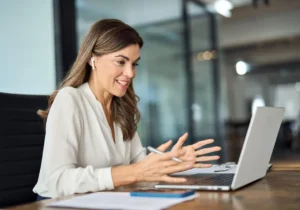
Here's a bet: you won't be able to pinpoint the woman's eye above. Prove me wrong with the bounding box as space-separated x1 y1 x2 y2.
117 60 125 65
133 63 139 68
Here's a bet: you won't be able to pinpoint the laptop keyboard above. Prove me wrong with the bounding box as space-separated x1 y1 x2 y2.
172 173 234 186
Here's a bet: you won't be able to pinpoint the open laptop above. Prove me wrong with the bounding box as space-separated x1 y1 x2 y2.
155 107 285 191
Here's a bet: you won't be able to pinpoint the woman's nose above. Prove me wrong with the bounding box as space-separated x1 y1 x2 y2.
123 66 135 78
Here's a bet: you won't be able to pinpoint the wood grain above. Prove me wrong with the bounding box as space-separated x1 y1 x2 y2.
7 169 300 210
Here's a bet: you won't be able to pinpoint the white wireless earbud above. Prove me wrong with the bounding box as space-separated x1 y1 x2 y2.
90 57 95 70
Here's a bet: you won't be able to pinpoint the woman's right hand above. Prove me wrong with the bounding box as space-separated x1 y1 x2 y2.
132 142 195 183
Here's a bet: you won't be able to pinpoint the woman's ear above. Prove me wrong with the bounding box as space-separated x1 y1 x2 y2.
90 57 95 70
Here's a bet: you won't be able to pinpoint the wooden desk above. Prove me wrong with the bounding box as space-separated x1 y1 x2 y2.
7 169 300 210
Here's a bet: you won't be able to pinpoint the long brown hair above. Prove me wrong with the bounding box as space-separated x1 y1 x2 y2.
38 19 143 140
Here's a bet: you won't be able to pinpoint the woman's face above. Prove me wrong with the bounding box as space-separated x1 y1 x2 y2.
92 44 140 97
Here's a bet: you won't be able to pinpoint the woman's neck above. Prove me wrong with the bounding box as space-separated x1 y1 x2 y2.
88 80 113 112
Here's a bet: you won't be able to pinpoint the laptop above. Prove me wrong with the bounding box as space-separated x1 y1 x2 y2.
155 107 285 191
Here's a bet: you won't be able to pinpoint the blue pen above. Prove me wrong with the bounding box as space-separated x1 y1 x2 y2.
147 146 183 163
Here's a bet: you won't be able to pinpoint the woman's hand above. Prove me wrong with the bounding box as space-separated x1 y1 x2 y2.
132 148 195 183
131 133 221 184
159 133 221 168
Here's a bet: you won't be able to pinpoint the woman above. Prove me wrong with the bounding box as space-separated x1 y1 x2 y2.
33 19 221 199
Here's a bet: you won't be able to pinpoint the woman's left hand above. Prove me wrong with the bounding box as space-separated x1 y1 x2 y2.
158 133 221 168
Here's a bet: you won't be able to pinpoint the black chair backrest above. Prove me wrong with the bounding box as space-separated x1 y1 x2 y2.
0 92 48 207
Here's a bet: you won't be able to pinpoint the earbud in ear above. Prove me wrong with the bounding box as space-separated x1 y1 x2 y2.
90 57 95 70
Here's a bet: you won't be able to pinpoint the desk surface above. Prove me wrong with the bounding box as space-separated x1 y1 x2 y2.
7 168 300 210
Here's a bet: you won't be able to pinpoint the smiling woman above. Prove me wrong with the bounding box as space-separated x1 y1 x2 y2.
88 44 141 141
38 19 143 141
32 19 221 200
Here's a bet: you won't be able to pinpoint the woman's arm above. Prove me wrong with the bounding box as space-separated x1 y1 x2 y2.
42 88 114 197
111 164 137 187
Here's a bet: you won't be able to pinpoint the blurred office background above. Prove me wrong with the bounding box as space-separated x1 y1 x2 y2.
1 0 300 163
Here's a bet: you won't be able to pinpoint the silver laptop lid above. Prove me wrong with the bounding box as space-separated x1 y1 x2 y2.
231 107 285 190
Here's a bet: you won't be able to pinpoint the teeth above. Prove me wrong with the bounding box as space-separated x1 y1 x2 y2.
117 80 128 85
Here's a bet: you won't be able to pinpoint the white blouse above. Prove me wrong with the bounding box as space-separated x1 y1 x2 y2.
33 83 146 198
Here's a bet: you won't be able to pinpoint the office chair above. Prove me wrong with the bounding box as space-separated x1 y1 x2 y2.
0 92 48 207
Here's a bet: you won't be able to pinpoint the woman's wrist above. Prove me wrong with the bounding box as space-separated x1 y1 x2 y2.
131 162 143 182
111 164 140 188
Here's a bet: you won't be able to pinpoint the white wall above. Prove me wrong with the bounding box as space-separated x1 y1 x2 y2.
0 0 55 95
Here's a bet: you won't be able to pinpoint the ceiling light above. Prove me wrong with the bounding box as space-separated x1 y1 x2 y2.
236 61 249 75
213 0 233 17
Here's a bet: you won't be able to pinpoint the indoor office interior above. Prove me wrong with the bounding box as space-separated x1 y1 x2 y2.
74 0 300 162
1 0 300 208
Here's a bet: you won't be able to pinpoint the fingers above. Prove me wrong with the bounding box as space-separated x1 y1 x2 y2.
172 132 188 151
161 175 187 183
157 149 185 161
191 139 214 150
195 146 221 156
196 155 220 162
194 163 213 168
160 160 181 168
162 161 194 174
156 140 173 152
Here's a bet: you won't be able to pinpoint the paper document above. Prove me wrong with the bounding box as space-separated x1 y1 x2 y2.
48 192 197 210
172 164 237 176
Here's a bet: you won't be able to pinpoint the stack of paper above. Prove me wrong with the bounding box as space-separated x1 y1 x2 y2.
48 192 196 210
